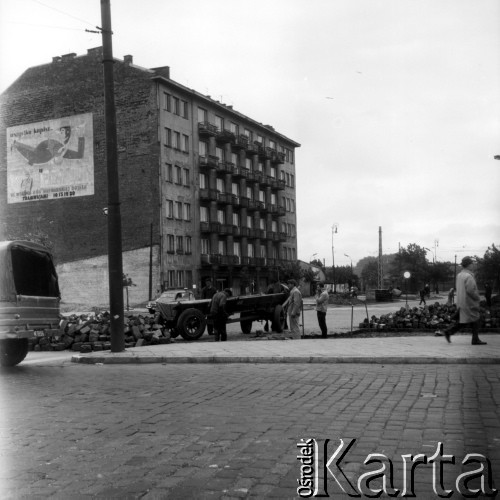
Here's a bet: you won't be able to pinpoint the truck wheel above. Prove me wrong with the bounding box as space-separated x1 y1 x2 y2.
271 304 285 333
0 339 29 367
240 312 253 334
177 309 207 340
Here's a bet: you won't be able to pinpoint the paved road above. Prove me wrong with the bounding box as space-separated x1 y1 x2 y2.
1 362 498 499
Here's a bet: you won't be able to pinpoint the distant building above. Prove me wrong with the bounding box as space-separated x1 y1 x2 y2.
0 47 300 306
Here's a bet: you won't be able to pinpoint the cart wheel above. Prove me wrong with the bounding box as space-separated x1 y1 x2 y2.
240 312 253 334
271 304 285 333
177 309 207 340
0 338 29 367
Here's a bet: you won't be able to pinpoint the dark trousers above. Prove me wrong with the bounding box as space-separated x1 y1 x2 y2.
445 319 481 341
214 316 227 341
317 311 327 337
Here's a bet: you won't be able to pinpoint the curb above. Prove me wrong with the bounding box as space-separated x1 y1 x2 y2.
71 354 500 365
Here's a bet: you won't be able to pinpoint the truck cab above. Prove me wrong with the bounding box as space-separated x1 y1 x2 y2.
0 240 61 366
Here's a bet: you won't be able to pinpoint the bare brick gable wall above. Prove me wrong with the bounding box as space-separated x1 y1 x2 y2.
0 47 161 307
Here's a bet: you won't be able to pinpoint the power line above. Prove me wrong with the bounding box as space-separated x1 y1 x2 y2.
5 21 87 31
30 0 96 28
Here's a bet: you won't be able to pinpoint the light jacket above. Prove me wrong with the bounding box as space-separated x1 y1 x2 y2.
315 290 329 313
455 268 481 323
287 286 303 317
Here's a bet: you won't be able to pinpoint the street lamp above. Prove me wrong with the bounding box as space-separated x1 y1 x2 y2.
403 271 411 308
344 253 353 273
332 223 338 292
424 247 435 263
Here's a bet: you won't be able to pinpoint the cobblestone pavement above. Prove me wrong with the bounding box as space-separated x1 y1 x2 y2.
1 363 499 499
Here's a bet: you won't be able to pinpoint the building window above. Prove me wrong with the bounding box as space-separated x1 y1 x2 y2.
175 201 183 219
247 243 254 257
290 199 295 213
271 192 276 205
233 241 241 257
231 182 240 196
173 96 180 115
166 200 174 218
230 122 238 135
215 115 223 131
233 212 240 226
216 178 224 193
244 128 252 141
217 209 226 224
245 158 252 170
247 215 253 228
182 100 189 119
215 146 224 161
270 166 276 179
167 234 175 253
163 93 171 111
259 218 265 230
177 271 184 288
200 206 209 222
198 107 207 123
272 220 278 232
258 162 264 173
285 198 290 211
246 186 253 199
186 236 192 254
175 166 182 184
290 174 295 187
218 240 226 255
165 127 172 147
176 236 183 253
199 141 208 156
183 203 191 221
269 139 276 149
167 270 175 287
231 152 238 165
173 131 181 150
165 163 173 182
201 238 209 254
256 134 263 144
199 173 207 189
286 173 291 186
259 190 265 202
260 245 266 258
183 168 189 186
182 134 189 152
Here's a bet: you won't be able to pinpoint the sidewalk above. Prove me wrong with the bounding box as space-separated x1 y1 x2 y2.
72 332 500 365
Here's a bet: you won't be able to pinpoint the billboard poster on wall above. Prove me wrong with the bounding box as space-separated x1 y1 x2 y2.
6 113 94 203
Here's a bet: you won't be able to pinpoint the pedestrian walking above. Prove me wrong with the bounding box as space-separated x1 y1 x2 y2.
419 289 427 306
484 283 492 308
201 280 217 335
442 256 486 345
210 288 232 341
286 279 303 336
446 287 455 306
315 283 329 337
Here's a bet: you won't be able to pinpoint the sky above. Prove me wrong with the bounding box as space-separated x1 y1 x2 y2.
1 0 499 268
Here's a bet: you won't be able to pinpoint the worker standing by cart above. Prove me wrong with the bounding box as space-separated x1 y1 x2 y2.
286 279 303 336
210 288 232 341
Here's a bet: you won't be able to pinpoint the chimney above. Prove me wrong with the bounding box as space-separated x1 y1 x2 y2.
61 53 76 62
87 47 104 59
52 56 61 63
124 55 133 65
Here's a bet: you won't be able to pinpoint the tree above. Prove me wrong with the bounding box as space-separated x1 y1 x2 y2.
360 259 378 290
476 244 500 292
280 261 303 283
390 244 429 292
427 261 453 293
310 258 324 269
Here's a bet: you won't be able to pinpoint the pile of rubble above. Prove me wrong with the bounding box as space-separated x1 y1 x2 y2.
29 312 172 352
359 302 500 331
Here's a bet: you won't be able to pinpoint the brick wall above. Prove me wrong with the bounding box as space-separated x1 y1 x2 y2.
0 48 160 269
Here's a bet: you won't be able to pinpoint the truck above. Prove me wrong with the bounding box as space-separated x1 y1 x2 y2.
0 240 61 366
155 292 289 341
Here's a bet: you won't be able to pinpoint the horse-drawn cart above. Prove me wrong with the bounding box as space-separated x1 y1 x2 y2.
156 292 288 341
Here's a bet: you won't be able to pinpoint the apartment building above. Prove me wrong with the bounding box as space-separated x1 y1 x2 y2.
0 47 299 305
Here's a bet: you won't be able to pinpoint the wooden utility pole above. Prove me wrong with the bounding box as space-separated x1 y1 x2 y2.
101 0 124 352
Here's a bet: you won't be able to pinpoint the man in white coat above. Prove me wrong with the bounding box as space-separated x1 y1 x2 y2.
443 256 486 345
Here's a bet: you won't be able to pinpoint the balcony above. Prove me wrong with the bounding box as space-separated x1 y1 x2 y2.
239 196 250 208
200 221 210 233
246 142 258 155
200 188 218 201
199 155 219 169
268 204 278 215
219 224 233 235
277 206 286 217
198 121 217 137
260 175 271 187
270 178 286 190
241 256 256 266
257 143 270 159
246 199 259 211
278 231 287 241
217 192 233 205
271 151 286 164
266 231 278 241
220 255 240 266
218 161 236 174
254 257 267 267
216 129 235 143
233 166 249 179
255 201 266 212
239 227 250 237
233 134 249 150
